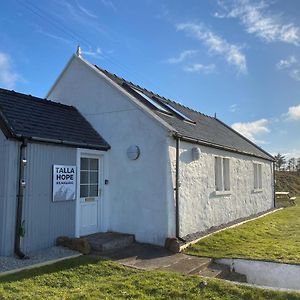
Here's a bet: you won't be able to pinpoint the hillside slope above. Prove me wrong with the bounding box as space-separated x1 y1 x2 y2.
275 171 300 196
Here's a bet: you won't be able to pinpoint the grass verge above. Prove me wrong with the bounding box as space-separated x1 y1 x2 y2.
0 255 299 299
185 198 300 264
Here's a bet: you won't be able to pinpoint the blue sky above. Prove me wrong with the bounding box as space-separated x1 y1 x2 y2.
1 0 300 158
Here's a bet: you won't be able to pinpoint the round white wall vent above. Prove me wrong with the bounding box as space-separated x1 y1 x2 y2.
192 147 201 160
127 145 140 160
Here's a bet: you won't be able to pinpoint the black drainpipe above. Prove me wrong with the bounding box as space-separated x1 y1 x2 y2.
175 136 185 242
15 138 28 259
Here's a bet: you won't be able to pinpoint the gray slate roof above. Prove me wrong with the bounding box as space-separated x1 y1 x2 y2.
96 66 273 161
0 88 110 150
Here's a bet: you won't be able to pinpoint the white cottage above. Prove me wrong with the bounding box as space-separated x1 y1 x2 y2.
0 51 274 257
47 52 275 247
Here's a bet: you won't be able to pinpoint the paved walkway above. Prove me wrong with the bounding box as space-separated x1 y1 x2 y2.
93 243 245 281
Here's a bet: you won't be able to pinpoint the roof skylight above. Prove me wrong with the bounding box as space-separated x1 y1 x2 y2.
130 86 195 123
131 88 171 114
161 102 195 123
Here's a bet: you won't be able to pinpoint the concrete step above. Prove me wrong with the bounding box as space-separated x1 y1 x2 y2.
84 232 135 252
160 255 212 275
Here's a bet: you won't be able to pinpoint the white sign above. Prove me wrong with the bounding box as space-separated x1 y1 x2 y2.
53 165 76 202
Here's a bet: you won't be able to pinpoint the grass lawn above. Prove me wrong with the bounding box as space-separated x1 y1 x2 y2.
186 197 300 264
0 256 300 299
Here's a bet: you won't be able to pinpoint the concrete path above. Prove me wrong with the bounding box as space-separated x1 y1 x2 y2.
92 243 246 281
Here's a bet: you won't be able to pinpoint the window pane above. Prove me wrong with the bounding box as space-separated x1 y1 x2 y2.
89 184 99 197
80 184 88 198
254 163 258 189
90 171 98 184
81 158 89 171
90 159 99 171
215 157 223 191
223 158 230 191
258 164 262 189
80 171 89 184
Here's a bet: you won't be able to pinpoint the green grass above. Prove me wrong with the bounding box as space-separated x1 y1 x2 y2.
186 197 300 264
276 172 300 197
0 256 299 299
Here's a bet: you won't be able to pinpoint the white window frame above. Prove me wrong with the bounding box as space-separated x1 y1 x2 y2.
253 162 263 192
214 156 231 195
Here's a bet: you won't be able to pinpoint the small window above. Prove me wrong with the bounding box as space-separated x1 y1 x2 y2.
131 87 171 114
215 157 230 192
80 158 99 198
254 163 262 190
162 102 195 123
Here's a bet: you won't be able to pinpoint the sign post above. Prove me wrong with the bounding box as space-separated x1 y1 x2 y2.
53 165 76 202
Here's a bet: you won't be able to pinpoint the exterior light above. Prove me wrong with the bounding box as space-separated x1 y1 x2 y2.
192 147 201 161
127 145 140 160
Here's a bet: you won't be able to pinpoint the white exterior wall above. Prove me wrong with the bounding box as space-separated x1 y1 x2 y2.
217 258 300 291
47 56 171 245
168 139 274 237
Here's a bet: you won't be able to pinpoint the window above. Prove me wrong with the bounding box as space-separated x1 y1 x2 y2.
254 163 262 190
162 102 195 123
215 157 230 192
131 87 171 114
130 86 195 123
80 158 99 198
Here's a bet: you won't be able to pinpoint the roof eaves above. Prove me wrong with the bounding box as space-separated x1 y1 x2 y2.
174 133 274 162
214 118 275 161
25 136 111 151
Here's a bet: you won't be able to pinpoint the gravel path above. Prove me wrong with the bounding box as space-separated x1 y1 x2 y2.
0 246 80 274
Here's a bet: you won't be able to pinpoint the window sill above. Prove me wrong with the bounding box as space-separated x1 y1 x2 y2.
215 190 231 196
253 189 263 193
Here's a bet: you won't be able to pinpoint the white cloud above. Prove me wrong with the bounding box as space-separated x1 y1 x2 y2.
100 0 116 11
184 63 215 74
276 56 297 70
0 52 20 89
284 104 300 120
289 69 300 81
76 1 98 18
216 0 300 45
276 56 300 81
177 22 247 74
283 149 300 159
82 47 102 58
229 104 237 112
231 118 270 143
166 50 197 64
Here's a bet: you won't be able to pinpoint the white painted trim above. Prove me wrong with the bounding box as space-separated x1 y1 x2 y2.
214 190 231 196
76 148 109 237
179 208 282 252
252 189 263 193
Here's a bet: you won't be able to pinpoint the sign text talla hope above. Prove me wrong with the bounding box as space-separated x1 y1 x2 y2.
53 165 77 201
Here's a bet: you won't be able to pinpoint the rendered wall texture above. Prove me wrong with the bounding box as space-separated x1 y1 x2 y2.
168 139 274 237
48 56 171 246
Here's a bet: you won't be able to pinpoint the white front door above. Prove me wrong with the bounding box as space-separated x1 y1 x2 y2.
79 155 102 236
